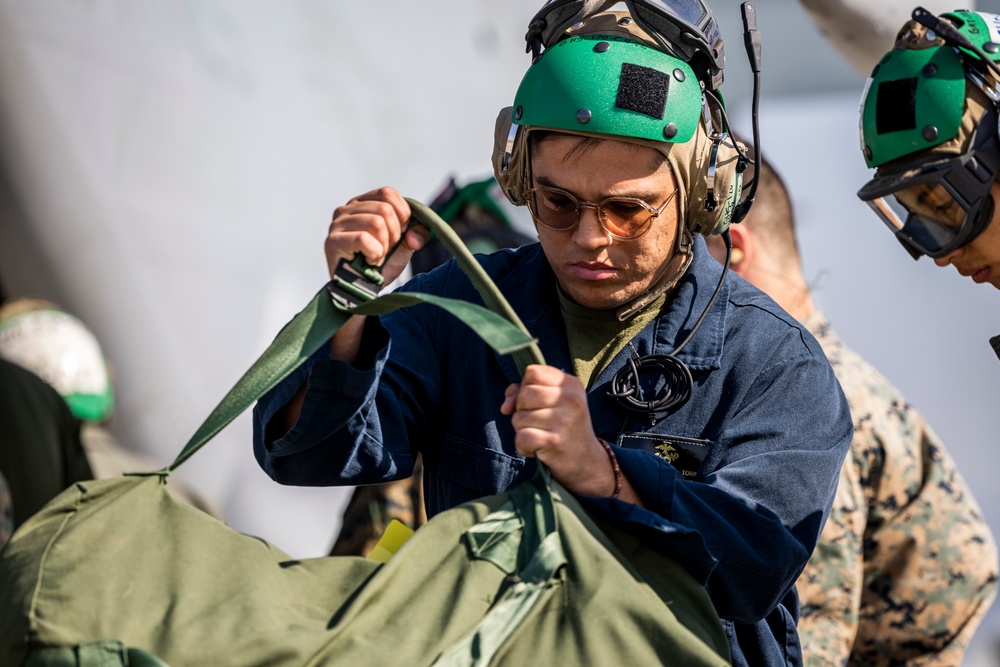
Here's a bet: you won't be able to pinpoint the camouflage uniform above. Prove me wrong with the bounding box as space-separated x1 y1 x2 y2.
329 457 426 557
796 312 999 666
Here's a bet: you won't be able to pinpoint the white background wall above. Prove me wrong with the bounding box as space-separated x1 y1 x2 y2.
0 1 997 663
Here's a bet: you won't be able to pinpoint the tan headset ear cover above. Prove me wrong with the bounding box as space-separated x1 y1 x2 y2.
687 131 746 237
493 106 529 206
491 105 745 237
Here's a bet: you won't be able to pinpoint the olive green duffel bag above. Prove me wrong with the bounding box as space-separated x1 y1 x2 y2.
0 200 731 666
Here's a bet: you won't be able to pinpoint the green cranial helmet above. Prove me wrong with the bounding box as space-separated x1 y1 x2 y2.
859 46 966 167
512 32 702 146
857 10 1000 259
494 11 746 240
860 10 1000 168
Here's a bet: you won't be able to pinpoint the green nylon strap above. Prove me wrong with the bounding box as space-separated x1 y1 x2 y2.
433 469 566 666
406 198 544 374
155 198 564 666
166 198 546 472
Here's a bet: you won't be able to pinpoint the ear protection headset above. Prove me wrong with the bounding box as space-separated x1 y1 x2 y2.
489 7 763 422
491 13 748 240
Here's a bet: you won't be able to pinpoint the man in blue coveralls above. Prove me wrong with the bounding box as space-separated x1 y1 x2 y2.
253 6 852 665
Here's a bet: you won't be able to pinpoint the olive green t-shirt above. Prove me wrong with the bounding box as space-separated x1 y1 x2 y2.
558 290 668 390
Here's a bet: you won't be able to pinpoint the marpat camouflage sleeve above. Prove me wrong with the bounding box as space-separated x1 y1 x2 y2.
329 457 426 557
796 313 999 667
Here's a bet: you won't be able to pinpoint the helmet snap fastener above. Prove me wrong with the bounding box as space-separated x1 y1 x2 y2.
986 42 1000 54
922 63 937 77
673 68 686 82
514 106 523 121
663 123 678 139
922 125 939 142
618 17 632 26
577 108 592 124
594 41 610 53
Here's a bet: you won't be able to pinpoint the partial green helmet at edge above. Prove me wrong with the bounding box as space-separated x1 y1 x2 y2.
512 33 702 145
860 10 1000 168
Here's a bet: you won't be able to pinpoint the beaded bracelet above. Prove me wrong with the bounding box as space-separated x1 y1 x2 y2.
598 438 622 499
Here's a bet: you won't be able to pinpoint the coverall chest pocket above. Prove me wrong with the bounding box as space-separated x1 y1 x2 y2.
617 432 713 481
434 435 526 508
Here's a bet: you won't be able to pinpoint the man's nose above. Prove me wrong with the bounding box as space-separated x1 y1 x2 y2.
572 205 611 248
933 246 964 267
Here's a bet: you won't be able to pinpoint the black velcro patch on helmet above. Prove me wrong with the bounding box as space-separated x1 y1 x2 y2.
876 78 918 134
615 63 669 119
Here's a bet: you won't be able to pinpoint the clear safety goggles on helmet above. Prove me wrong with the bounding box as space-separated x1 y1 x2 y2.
526 0 725 88
862 172 993 259
858 110 1000 259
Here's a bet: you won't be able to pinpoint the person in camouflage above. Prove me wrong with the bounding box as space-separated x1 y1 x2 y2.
706 155 999 666
329 459 426 557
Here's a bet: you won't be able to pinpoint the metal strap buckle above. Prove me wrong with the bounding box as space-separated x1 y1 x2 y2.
327 255 384 311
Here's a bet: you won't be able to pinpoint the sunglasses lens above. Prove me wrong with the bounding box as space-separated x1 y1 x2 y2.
530 188 579 230
601 199 654 238
528 187 659 239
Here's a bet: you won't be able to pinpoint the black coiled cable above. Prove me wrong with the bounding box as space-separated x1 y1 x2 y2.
607 352 694 420
608 230 733 423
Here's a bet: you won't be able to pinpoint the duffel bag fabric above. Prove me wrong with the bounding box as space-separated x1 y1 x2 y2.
0 199 731 665
0 467 729 666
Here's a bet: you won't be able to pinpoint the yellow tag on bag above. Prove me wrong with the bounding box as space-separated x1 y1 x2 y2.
366 519 415 563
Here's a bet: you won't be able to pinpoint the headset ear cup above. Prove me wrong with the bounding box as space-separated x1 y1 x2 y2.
710 163 744 236
688 135 746 236
492 107 526 206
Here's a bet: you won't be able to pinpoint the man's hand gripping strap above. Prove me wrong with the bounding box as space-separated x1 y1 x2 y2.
167 197 546 472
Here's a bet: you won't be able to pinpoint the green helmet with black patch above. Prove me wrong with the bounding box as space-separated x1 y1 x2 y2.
512 33 703 146
858 10 1000 259
493 11 746 238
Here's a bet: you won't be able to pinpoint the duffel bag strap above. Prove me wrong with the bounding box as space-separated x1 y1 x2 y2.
164 197 546 472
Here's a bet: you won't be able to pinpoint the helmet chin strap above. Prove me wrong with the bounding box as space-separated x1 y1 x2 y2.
615 226 693 321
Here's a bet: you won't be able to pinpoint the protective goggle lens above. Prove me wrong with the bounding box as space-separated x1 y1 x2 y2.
867 181 988 257
526 186 674 239
642 0 707 25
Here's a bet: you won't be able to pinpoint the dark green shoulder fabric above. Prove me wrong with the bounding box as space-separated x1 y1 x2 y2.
0 358 92 528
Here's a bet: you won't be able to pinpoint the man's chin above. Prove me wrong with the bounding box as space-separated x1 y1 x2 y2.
561 285 631 311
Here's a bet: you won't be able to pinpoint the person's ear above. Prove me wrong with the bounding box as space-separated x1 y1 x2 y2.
727 225 752 275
